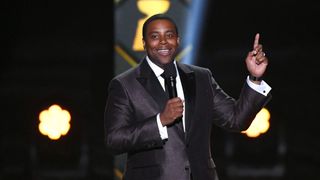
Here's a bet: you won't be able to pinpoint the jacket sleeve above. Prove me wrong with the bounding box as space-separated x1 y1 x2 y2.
207 69 272 132
104 78 164 155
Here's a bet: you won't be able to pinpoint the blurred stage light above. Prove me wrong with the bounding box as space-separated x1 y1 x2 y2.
224 106 286 179
133 0 171 51
242 108 270 138
182 0 208 65
38 104 71 140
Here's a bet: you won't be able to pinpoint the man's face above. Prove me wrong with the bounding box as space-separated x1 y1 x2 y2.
143 19 180 68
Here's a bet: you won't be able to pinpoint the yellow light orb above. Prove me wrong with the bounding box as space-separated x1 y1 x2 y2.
242 108 271 138
38 104 71 140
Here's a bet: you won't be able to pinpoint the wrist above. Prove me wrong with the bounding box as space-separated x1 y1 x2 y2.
249 75 262 81
159 113 168 126
249 75 262 84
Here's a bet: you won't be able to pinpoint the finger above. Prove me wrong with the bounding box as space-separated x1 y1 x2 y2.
260 56 268 65
167 98 180 105
176 108 184 114
255 56 268 65
256 51 265 59
173 102 184 109
255 44 263 52
170 97 182 103
252 44 262 57
262 57 268 65
253 33 260 49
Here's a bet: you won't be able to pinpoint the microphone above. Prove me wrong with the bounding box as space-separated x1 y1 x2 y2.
163 62 184 130
163 62 177 99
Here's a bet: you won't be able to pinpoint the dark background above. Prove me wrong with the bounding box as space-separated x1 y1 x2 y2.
2 0 320 179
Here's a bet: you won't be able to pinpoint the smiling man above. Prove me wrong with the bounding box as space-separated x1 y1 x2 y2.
104 14 272 180
142 15 180 67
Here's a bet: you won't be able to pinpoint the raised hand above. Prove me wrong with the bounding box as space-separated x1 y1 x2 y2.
245 33 268 82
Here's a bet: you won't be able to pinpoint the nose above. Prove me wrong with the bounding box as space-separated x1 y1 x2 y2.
159 36 167 44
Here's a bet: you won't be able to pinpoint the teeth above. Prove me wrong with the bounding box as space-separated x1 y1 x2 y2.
158 49 170 55
158 49 169 52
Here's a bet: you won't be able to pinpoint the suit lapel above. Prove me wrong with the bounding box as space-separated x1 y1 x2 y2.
136 58 168 111
136 59 196 144
177 63 196 144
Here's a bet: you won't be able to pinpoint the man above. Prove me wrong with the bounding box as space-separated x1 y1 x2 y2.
104 14 271 180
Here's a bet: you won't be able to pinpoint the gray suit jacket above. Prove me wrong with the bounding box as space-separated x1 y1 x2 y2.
104 58 271 180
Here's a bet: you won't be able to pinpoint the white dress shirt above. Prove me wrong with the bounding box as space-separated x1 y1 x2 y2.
146 56 185 140
146 56 271 140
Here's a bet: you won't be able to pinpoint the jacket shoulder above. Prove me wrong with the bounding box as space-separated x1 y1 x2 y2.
179 63 212 75
111 66 139 82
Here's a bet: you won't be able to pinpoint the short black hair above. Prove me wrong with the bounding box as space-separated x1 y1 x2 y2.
142 14 179 39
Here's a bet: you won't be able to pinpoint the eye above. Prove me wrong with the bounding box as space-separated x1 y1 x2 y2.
166 32 175 39
150 34 159 39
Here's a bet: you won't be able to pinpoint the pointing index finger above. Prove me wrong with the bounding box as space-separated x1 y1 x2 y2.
253 33 260 49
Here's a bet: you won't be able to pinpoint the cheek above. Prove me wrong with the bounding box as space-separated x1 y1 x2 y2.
168 40 179 46
149 41 159 47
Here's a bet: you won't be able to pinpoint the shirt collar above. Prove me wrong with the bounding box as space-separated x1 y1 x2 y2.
146 56 178 78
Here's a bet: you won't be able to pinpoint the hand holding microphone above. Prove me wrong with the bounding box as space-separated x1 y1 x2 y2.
160 62 184 126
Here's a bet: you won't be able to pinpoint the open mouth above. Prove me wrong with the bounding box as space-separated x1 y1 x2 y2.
157 49 171 56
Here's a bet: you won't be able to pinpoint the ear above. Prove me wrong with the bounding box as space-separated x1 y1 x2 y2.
177 37 180 46
142 39 146 49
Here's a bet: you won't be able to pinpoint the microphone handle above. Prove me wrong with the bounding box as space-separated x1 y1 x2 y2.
168 76 177 98
168 76 182 123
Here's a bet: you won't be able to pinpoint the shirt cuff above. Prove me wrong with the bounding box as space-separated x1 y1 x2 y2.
156 114 168 140
246 76 272 96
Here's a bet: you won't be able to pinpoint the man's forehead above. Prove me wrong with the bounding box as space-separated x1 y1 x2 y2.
148 19 174 26
146 20 177 33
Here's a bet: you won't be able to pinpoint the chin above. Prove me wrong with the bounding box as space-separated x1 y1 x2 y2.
150 56 174 67
160 58 174 64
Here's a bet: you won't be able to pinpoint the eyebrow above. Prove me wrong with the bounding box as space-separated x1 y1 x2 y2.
148 29 177 34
